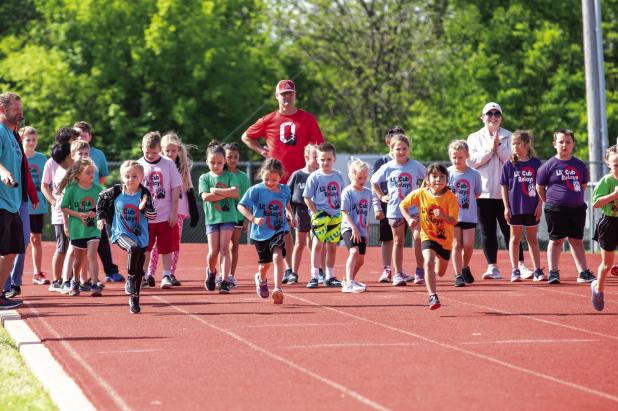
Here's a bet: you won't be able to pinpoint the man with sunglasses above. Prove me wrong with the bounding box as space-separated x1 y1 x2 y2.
467 102 530 280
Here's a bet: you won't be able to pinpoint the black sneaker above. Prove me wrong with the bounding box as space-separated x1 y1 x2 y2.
577 269 596 284
48 280 63 293
287 272 299 285
170 275 181 286
205 270 216 291
462 266 475 284
454 275 465 287
79 280 92 292
324 277 342 288
147 275 155 288
125 275 136 295
4 285 21 298
90 284 103 296
429 294 441 310
282 268 292 284
306 278 319 289
0 296 23 310
219 280 231 294
69 280 80 296
129 295 140 314
548 270 560 284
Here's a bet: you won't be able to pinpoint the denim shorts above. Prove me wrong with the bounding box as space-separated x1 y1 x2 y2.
206 222 236 235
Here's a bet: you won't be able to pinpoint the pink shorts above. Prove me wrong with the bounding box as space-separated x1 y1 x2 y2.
147 221 180 254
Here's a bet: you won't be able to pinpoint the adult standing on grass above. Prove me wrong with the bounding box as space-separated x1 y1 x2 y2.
0 92 26 309
242 80 325 280
467 102 530 280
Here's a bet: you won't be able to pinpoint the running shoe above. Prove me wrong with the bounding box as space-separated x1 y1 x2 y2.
482 266 502 280
4 285 21 298
204 269 216 291
533 268 545 282
324 277 342 288
510 268 522 282
219 280 231 294
255 273 269 298
33 272 50 285
462 266 475 284
287 272 299 285
414 268 425 285
272 288 284 304
518 262 534 279
352 280 366 290
392 273 407 286
105 272 125 283
548 270 560 285
227 276 237 288
591 280 604 311
577 269 596 284
318 268 325 284
429 294 441 310
91 284 103 296
306 277 319 289
69 280 80 296
378 267 392 283
60 281 72 295
79 280 92 292
0 296 22 310
129 295 140 314
160 275 173 289
282 268 292 284
454 275 465 287
170 275 182 286
48 280 63 293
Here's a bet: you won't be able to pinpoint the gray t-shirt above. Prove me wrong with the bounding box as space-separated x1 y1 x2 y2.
303 169 345 216
341 185 372 237
447 166 482 223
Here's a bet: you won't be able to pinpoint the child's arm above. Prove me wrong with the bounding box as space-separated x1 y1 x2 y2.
341 210 361 242
62 207 92 222
501 184 511 221
371 182 389 203
210 186 239 199
169 186 180 226
535 184 547 203
304 197 317 214
237 203 264 226
286 202 297 229
593 186 618 208
201 191 225 202
399 194 418 228
42 182 55 206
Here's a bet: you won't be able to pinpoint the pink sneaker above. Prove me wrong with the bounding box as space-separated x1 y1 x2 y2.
33 272 50 285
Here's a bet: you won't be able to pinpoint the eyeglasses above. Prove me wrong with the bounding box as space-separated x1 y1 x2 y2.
486 111 501 118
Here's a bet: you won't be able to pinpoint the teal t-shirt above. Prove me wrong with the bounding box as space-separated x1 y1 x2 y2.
592 174 618 217
90 147 109 179
198 171 239 225
60 182 103 240
27 152 49 215
0 123 23 213
232 170 250 222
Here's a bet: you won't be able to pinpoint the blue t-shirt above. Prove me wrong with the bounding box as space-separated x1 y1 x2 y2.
341 186 372 237
370 159 425 218
239 183 291 241
0 124 23 213
500 158 542 216
27 152 49 215
448 166 482 224
90 147 109 179
111 191 150 248
303 169 345 216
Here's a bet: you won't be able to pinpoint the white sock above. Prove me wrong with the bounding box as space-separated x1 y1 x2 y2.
311 267 320 279
326 267 334 280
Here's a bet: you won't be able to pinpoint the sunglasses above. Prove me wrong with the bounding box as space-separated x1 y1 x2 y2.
486 111 501 118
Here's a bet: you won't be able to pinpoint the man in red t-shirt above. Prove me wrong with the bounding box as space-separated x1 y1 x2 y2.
241 80 324 184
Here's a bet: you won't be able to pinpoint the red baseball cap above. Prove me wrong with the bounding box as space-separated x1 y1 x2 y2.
276 80 296 94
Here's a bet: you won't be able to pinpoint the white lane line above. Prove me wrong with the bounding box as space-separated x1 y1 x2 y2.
286 294 618 403
152 295 390 411
24 305 132 411
284 342 419 349
230 322 352 329
96 349 163 355
460 339 597 345
444 296 618 341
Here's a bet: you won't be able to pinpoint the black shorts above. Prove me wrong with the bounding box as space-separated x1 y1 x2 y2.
544 203 586 240
234 219 245 229
29 214 44 234
455 221 476 230
508 214 539 227
292 204 311 233
54 224 69 254
0 209 25 255
341 230 367 255
421 240 451 261
593 215 618 251
253 231 287 264
70 237 100 249
378 216 393 242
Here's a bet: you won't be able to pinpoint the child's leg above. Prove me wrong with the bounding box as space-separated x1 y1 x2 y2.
61 245 75 282
284 232 293 272
71 249 84 282
273 248 284 289
422 249 437 295
346 247 358 283
547 238 564 271
147 239 159 277
292 230 308 274
52 226 68 282
310 239 325 277
412 226 423 272
353 253 365 281
30 233 43 274
566 237 588 273
207 232 221 274
258 262 271 282
596 249 615 293
229 226 242 277
325 241 337 278
381 240 393 268
87 240 100 283
452 227 463 275
436 255 450 277
170 215 186 276
525 226 541 270
462 228 475 268
391 224 406 274
218 229 234 281
509 226 523 269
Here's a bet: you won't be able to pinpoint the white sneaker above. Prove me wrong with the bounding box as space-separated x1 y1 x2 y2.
228 276 237 288
518 262 534 279
160 275 173 289
352 280 366 290
400 272 414 282
378 267 392 283
392 273 407 286
482 266 502 280
342 281 365 293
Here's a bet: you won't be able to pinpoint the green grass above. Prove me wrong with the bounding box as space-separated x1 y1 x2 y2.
0 326 57 411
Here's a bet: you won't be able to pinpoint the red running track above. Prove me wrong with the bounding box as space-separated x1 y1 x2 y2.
13 243 618 410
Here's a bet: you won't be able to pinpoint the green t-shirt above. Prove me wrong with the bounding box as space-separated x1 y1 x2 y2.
232 170 250 222
198 171 239 225
592 174 618 217
61 182 103 240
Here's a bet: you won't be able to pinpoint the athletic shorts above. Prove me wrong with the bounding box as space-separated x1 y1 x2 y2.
253 231 287 264
53 223 69 254
205 222 235 235
593 215 618 251
341 230 367 255
0 209 25 255
455 221 476 230
29 214 44 234
234 219 245 229
311 211 341 243
147 221 180 254
378 217 393 242
508 214 539 227
388 217 407 229
421 240 451 261
70 237 100 249
293 204 311 233
544 203 586 240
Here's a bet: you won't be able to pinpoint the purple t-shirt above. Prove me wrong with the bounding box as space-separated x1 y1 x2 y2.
536 156 589 207
500 158 542 215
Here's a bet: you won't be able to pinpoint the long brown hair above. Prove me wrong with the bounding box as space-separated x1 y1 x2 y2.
56 158 95 194
510 130 536 163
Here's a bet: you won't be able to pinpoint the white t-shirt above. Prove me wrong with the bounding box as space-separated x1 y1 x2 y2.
138 156 183 223
42 159 67 225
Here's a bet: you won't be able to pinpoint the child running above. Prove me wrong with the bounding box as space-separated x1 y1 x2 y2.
146 132 199 287
199 141 239 294
447 140 481 287
58 158 103 296
341 159 372 293
536 129 596 284
590 145 618 311
238 158 294 304
224 142 250 287
400 163 459 310
303 143 344 288
22 126 50 285
97 161 157 313
500 130 544 282
371 133 426 286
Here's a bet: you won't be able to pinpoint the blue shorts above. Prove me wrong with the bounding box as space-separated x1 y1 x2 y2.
206 222 236 235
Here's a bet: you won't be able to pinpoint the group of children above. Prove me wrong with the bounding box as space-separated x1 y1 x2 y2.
15 122 618 313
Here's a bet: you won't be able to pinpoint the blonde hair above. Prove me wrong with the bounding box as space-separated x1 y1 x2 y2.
70 140 90 157
511 130 536 163
56 158 95 194
304 144 317 157
120 160 144 177
347 159 369 181
448 140 469 155
19 126 38 139
162 132 194 191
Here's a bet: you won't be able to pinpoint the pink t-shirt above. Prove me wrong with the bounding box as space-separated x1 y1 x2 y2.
177 178 194 218
42 159 67 225
138 156 183 223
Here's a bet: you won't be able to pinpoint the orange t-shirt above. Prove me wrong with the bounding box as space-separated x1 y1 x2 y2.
400 188 459 250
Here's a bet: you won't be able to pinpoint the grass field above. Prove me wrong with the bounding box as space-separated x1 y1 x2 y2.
0 326 57 411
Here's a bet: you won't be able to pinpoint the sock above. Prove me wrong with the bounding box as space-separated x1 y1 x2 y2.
163 270 171 278
384 265 391 270
311 267 320 279
326 267 334 280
